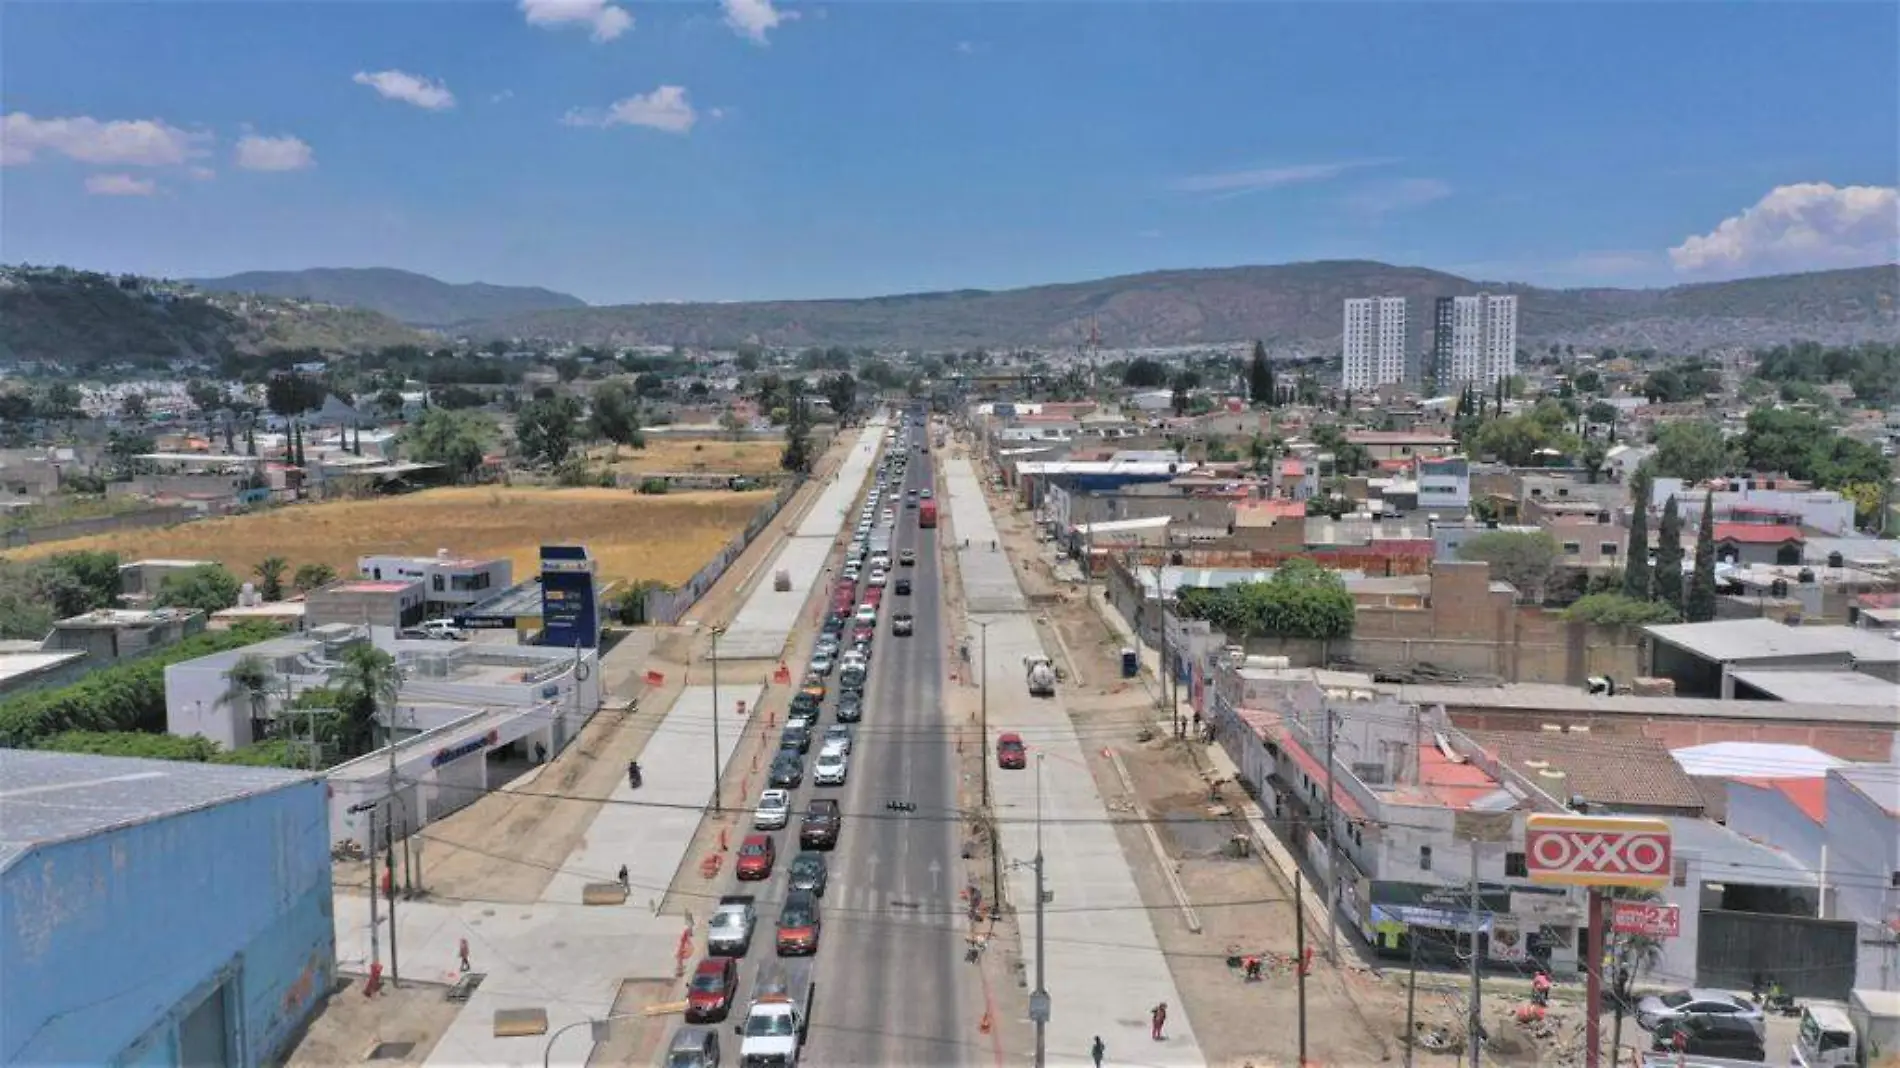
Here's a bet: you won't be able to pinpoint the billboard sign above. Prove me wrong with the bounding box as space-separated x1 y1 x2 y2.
1610 901 1680 939
539 545 600 649
1524 814 1673 889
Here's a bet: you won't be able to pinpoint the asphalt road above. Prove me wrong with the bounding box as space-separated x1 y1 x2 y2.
704 413 982 1067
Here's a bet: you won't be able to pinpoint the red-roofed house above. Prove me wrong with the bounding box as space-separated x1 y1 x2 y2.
1714 523 1804 566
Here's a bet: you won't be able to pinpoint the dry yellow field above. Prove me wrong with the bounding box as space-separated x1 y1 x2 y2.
595 437 784 476
8 487 774 588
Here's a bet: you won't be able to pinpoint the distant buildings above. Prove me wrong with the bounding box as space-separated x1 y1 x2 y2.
1433 293 1519 390
1342 296 1408 391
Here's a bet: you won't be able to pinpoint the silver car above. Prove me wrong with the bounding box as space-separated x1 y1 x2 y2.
1634 989 1765 1036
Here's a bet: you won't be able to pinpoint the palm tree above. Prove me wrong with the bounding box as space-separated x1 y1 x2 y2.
332 642 401 756
253 556 288 601
220 654 276 743
1604 885 1668 983
292 562 337 595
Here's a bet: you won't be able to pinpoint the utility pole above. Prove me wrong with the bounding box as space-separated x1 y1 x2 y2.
1032 754 1049 1068
1322 706 1340 962
386 800 400 987
1295 868 1308 1068
1467 844 1483 1068
709 627 724 815
366 806 381 974
976 619 999 909
1404 928 1419 1068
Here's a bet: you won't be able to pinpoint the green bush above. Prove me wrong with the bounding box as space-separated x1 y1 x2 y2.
1561 592 1681 628
639 478 669 495
0 623 282 748
1173 557 1355 640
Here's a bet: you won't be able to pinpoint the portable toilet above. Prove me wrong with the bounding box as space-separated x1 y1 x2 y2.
1120 647 1139 678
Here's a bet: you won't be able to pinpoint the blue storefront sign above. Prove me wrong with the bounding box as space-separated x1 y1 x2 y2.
539 545 600 649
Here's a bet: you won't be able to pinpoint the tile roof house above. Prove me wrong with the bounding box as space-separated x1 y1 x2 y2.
1462 728 1708 815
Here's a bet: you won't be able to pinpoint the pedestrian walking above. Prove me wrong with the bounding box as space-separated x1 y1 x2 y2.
1150 1002 1167 1041
618 864 630 891
458 937 471 974
1091 1035 1106 1066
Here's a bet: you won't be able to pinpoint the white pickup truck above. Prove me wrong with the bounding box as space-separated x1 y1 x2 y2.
1024 654 1056 697
735 960 814 1067
706 895 756 957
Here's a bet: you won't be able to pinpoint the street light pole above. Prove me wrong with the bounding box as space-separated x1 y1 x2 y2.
1032 753 1050 1068
541 1016 617 1068
709 626 724 815
976 620 991 809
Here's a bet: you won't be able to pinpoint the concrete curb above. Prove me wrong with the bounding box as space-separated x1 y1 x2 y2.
1106 748 1202 935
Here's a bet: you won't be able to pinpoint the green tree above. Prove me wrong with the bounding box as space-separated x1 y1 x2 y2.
401 409 490 482
119 391 148 421
1172 558 1354 640
821 372 859 425
1686 492 1718 622
156 564 242 614
586 381 642 447
1572 369 1602 394
1248 341 1274 406
253 556 288 601
780 386 815 474
1122 358 1168 389
1623 468 1652 601
1169 369 1200 416
1653 420 1735 484
1458 530 1560 603
39 551 123 617
293 562 337 594
264 372 326 417
1653 495 1685 612
515 395 583 466
1561 593 1680 627
185 379 225 412
332 642 400 756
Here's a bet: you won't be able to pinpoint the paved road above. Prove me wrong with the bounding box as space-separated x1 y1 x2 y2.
808 421 982 1067
686 412 985 1067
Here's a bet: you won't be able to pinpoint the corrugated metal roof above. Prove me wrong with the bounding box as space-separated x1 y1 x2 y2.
1645 618 1900 663
0 750 312 874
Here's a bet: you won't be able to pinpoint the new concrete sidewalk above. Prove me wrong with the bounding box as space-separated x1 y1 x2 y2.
943 452 1206 1067
719 418 886 658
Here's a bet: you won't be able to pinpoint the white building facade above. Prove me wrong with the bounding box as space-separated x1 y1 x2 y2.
1433 294 1519 390
1343 296 1409 391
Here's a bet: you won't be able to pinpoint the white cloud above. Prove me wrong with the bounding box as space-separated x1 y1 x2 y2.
188 165 217 180
84 173 158 197
562 86 698 134
1669 182 1899 276
722 0 794 44
1173 158 1396 196
491 90 516 103
520 0 631 41
353 70 456 111
1 112 205 167
234 133 315 172
954 40 977 55
1343 177 1453 216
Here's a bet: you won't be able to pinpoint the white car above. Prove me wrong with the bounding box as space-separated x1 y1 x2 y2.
867 570 888 588
814 746 849 785
808 652 834 676
822 724 853 754
754 789 791 830
854 604 878 625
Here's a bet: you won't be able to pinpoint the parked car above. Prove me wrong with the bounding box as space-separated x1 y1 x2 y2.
754 789 791 830
822 724 853 754
835 692 863 723
808 652 834 676
1635 990 1765 1036
768 753 804 788
814 745 849 786
665 1026 723 1068
776 889 822 956
1650 1017 1766 1060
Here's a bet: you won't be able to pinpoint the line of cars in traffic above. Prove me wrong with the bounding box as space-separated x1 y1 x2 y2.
670 419 927 1067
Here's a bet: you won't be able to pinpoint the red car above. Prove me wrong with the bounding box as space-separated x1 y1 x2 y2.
684 956 739 1021
863 586 885 607
736 834 777 880
852 624 876 646
997 732 1027 769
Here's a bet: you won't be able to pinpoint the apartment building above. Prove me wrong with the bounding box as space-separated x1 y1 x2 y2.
1432 293 1519 390
358 549 511 619
1343 296 1408 391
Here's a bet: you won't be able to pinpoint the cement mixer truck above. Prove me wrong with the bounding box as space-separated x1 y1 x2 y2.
1024 655 1056 697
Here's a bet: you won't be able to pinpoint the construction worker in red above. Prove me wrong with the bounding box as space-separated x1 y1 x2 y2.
1150 1001 1167 1041
1531 970 1552 1007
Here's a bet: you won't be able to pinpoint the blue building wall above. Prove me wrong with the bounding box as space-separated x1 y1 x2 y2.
2 780 334 1067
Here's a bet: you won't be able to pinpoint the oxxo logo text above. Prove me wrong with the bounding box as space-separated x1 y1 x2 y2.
1523 815 1673 889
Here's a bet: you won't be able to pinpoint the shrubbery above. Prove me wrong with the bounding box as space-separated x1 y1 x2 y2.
1172 557 1354 640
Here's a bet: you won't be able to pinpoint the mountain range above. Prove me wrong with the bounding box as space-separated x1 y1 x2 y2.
462 261 1898 353
187 267 587 328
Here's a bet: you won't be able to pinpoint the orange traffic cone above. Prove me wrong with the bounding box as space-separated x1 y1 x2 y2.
978 1010 993 1035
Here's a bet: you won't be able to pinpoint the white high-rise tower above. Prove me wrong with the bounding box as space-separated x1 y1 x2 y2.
1342 296 1408 391
1432 293 1518 390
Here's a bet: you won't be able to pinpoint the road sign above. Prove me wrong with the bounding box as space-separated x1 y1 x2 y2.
1524 814 1673 889
1611 901 1680 938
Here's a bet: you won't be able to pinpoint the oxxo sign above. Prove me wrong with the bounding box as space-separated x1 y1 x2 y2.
1524 814 1673 889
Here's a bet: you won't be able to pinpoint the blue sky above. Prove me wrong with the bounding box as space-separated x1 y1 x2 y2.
3 1 1895 305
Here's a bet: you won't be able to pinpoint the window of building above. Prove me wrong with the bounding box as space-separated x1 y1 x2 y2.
433 575 445 592
1562 542 1581 555
1419 845 1433 871
1506 852 1528 878
1601 542 1619 557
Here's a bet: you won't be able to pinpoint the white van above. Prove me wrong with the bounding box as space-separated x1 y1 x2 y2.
1792 1004 1857 1068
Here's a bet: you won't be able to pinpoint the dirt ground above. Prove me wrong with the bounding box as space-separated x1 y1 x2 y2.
284 976 462 1068
591 437 787 477
11 485 771 587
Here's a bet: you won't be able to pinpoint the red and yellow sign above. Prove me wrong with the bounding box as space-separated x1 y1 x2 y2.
1524 814 1673 889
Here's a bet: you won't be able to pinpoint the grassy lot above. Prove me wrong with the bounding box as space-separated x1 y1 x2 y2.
8 486 773 587
594 437 786 476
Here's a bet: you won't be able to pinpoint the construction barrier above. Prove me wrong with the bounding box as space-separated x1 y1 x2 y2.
699 854 723 879
718 828 729 852
774 664 791 684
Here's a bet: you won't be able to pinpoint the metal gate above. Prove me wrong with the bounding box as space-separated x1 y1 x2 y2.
1696 909 1858 1000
